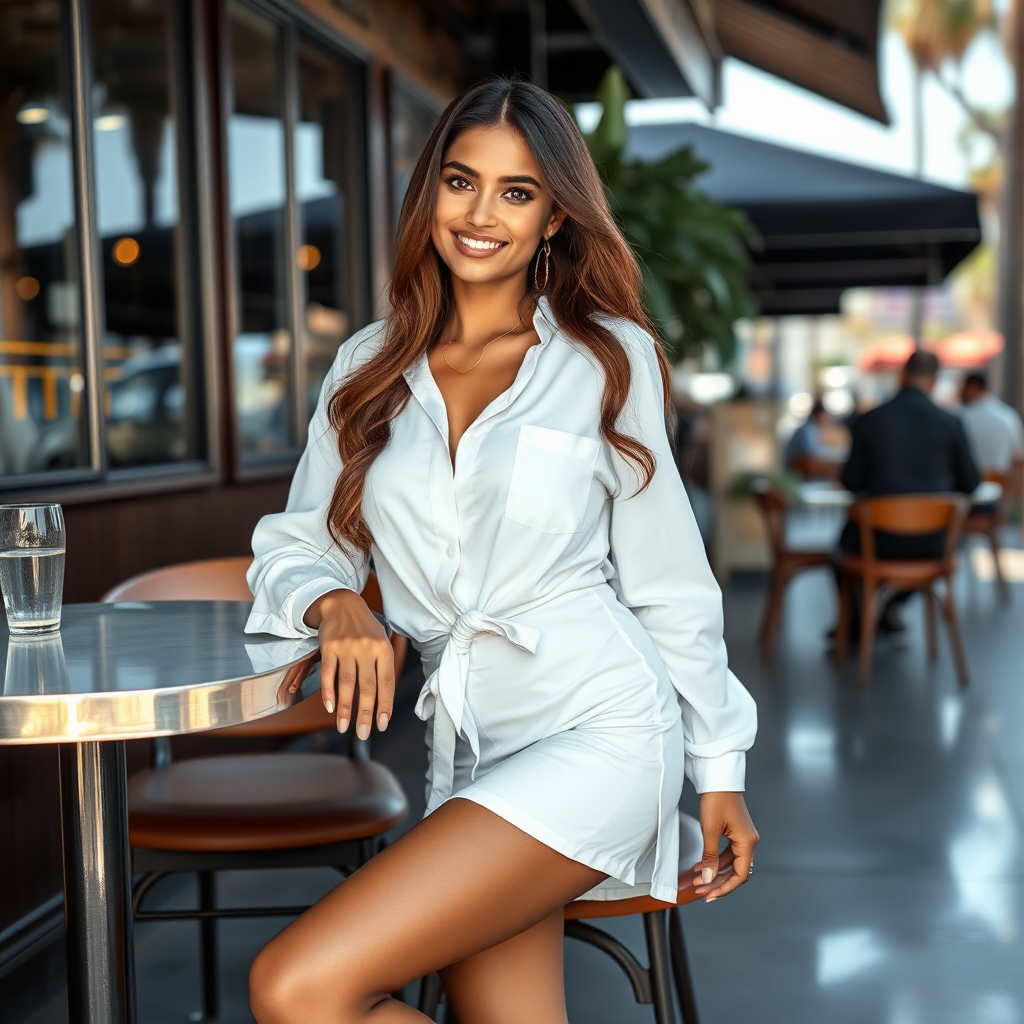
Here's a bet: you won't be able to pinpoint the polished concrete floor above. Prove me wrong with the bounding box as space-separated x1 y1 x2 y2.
36 544 1024 1023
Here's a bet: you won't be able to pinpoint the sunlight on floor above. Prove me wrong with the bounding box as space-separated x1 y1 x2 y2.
970 547 1024 584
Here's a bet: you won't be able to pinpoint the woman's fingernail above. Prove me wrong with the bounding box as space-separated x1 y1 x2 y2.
702 867 715 885
706 896 718 903
356 721 370 740
325 700 334 714
378 712 389 731
337 717 348 733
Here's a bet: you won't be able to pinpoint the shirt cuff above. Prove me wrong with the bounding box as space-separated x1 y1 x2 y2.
286 577 357 635
245 577 356 638
685 750 746 793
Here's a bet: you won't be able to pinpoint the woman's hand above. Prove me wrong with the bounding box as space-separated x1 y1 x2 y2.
304 589 394 738
692 791 759 902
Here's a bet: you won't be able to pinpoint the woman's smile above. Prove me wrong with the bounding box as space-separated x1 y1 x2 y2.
451 229 509 257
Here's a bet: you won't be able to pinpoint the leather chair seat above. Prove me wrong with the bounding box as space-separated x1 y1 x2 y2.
835 555 944 584
129 753 408 852
565 814 734 920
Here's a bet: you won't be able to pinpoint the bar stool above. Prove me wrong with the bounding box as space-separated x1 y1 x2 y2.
102 558 409 1021
418 814 722 1024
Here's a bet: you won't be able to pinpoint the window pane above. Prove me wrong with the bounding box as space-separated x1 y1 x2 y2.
391 78 438 226
91 0 203 469
295 38 362 410
227 0 292 460
0 0 89 480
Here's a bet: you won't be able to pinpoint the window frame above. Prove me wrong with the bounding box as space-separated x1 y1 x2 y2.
0 0 221 500
220 0 372 481
1 0 375 501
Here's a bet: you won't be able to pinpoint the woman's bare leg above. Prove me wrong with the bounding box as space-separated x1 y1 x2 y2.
249 799 604 1024
441 909 568 1024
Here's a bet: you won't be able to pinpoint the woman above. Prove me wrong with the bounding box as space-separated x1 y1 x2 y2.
246 78 757 1024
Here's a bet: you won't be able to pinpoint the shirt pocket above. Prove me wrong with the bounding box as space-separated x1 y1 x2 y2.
505 425 601 534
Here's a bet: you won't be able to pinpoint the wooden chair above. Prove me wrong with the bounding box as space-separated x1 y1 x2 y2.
964 469 1011 604
834 496 970 688
790 454 843 481
752 482 833 660
417 814 724 1024
102 557 409 1021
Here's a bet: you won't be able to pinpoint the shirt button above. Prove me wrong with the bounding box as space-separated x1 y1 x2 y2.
446 547 454 558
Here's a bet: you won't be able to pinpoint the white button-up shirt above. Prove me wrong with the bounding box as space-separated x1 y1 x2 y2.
246 298 756 900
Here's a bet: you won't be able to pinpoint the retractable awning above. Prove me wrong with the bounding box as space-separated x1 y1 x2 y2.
713 0 888 123
626 121 983 316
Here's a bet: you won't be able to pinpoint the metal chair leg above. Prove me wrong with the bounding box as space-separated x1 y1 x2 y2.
669 907 700 1024
418 972 443 1019
198 871 218 1020
643 911 678 1024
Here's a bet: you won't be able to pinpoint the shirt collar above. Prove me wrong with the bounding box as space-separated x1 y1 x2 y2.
532 295 559 347
402 297 560 437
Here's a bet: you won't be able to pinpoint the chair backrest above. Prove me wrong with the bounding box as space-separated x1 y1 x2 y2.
791 455 842 481
101 556 254 603
751 480 787 555
848 495 967 570
102 557 397 737
983 468 1012 521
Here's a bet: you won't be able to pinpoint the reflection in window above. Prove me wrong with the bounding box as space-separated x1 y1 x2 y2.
295 38 363 411
0 0 89 479
227 0 292 461
391 78 438 226
91 0 203 469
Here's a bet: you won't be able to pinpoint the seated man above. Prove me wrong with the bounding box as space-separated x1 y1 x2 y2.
959 371 1024 475
839 350 979 630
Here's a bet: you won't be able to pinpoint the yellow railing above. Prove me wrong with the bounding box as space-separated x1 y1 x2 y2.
0 340 134 421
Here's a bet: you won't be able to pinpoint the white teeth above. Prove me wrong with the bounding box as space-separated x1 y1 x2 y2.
458 234 503 251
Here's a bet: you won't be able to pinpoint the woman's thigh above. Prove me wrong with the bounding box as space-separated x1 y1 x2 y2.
249 798 605 1023
441 909 568 1024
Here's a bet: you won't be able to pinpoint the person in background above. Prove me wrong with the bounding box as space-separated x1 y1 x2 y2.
959 371 1024 474
838 349 979 632
784 398 830 471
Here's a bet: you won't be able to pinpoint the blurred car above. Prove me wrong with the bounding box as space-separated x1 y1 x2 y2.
106 345 187 467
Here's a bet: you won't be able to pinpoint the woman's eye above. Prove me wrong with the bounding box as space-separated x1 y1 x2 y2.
505 188 533 203
447 176 472 191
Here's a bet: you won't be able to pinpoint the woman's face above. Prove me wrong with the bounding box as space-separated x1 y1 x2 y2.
432 124 565 287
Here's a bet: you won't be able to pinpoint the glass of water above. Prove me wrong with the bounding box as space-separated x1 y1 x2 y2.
0 504 66 635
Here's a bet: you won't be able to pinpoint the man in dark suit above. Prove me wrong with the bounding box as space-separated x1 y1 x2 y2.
838 349 979 628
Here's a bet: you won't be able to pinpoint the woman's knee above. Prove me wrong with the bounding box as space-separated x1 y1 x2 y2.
249 937 318 1024
249 927 383 1024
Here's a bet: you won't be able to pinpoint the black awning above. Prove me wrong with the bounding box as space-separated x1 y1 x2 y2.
626 122 982 316
714 0 888 124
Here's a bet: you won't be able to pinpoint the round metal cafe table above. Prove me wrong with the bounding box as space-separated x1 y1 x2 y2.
0 601 320 1024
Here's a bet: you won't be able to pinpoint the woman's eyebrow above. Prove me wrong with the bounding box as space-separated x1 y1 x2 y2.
442 161 543 189
499 174 543 187
442 160 478 177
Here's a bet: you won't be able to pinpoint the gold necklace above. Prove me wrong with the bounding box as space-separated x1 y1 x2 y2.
442 317 526 374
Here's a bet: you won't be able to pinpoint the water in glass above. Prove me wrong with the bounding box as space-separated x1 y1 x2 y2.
0 505 66 635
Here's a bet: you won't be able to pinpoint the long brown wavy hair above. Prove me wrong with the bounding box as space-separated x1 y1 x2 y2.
327 77 671 556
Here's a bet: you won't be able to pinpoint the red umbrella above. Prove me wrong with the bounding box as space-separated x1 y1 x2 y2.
857 335 917 372
934 330 1004 367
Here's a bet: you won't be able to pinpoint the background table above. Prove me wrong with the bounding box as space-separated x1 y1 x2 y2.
0 601 319 1024
794 480 1002 509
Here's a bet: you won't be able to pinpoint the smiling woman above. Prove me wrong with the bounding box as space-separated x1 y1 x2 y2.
244 77 758 1024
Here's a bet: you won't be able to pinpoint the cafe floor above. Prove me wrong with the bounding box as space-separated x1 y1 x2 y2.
34 543 1024 1024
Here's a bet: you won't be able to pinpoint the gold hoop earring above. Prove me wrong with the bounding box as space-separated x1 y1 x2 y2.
533 237 551 292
